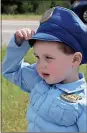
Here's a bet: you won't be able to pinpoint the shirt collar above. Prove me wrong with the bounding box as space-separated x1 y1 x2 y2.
55 73 87 94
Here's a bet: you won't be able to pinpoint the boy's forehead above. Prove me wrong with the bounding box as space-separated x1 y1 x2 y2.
33 40 67 51
33 41 63 56
33 40 61 52
33 41 57 49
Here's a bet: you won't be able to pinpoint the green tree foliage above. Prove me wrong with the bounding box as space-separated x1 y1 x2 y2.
1 0 71 14
35 0 52 14
20 1 33 13
51 0 70 8
2 5 18 14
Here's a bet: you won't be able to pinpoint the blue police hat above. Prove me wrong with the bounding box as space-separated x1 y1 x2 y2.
29 6 87 64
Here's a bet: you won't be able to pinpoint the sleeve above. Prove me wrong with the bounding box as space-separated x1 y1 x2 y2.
76 105 87 132
2 36 42 93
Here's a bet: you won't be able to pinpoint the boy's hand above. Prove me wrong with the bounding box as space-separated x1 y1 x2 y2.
15 28 35 46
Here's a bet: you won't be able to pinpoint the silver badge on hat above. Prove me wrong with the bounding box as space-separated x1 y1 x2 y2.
40 7 55 23
60 93 82 103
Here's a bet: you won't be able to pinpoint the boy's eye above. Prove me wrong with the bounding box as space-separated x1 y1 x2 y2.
46 56 53 59
35 56 39 59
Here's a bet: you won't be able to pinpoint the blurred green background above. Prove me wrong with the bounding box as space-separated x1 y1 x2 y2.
2 0 71 15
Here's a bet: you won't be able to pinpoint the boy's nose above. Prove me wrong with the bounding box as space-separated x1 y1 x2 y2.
37 60 47 70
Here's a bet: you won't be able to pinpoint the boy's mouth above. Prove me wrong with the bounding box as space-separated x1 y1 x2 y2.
41 73 50 78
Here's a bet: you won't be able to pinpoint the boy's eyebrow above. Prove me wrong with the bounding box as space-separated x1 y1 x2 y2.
33 52 54 57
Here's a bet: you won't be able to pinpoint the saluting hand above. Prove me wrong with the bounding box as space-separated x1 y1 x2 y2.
15 28 35 45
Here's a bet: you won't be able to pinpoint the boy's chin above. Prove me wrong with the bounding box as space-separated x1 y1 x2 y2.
45 79 58 85
45 78 64 85
44 79 53 85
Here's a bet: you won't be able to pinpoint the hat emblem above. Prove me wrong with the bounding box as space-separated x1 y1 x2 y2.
40 7 55 23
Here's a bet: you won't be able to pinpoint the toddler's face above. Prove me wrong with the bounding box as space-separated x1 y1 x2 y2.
33 40 74 84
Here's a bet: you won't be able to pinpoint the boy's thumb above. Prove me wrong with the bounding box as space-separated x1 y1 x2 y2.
31 30 35 36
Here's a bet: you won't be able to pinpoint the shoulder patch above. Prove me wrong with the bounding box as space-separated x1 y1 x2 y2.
60 93 82 103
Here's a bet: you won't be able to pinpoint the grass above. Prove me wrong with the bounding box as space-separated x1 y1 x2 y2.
2 77 29 132
2 14 42 20
1 46 87 132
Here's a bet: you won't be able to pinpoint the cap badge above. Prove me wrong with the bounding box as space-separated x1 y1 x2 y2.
40 7 55 23
60 93 82 103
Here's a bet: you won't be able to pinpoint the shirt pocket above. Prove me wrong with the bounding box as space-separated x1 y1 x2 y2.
49 97 79 126
30 81 49 106
30 89 41 106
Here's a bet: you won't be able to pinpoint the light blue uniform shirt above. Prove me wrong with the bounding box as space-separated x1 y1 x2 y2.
2 37 87 132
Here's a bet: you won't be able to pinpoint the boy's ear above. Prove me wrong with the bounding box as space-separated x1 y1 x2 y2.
72 52 82 67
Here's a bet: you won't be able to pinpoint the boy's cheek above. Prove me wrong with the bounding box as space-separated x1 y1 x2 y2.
47 62 68 74
47 63 58 73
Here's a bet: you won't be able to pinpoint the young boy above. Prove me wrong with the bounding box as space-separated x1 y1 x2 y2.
2 6 87 132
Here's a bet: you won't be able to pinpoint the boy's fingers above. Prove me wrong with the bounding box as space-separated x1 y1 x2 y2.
26 29 35 40
16 30 24 38
25 29 32 40
20 29 28 40
31 30 35 36
15 28 35 40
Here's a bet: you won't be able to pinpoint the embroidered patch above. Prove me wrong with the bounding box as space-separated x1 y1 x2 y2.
40 7 55 23
60 93 82 103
